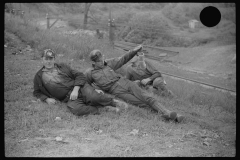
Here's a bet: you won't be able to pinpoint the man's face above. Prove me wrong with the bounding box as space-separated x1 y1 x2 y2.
95 54 105 66
42 56 55 69
133 55 146 69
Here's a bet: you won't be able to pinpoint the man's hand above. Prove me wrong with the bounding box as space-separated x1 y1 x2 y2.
95 89 104 94
141 78 151 86
133 45 143 52
70 86 80 100
134 80 140 83
134 80 140 85
45 98 57 105
163 79 167 85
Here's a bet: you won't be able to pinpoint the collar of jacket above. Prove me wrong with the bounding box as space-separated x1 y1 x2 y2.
92 61 107 69
36 63 61 77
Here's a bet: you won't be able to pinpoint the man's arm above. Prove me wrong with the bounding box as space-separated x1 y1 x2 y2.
83 69 104 94
107 45 142 71
145 60 162 81
125 64 134 81
60 63 87 100
84 68 94 85
62 63 86 87
33 75 49 101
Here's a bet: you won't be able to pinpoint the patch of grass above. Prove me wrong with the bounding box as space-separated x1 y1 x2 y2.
163 76 236 114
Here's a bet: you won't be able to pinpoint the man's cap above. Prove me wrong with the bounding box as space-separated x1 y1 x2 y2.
89 49 102 62
42 49 55 58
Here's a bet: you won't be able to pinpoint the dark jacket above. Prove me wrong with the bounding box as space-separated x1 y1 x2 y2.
33 63 86 102
85 49 138 92
125 60 162 82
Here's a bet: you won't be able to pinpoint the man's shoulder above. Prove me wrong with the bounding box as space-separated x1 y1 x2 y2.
84 67 94 74
105 56 122 64
105 58 114 64
56 62 69 68
145 60 155 68
126 63 134 69
126 63 135 73
35 66 44 78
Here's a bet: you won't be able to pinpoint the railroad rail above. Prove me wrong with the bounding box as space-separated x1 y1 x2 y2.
115 40 179 54
114 42 236 96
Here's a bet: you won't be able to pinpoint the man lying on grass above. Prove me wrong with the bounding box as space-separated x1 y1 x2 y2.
125 52 174 97
33 49 127 116
85 45 184 123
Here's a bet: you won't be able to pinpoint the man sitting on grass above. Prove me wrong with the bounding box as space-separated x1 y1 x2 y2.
125 52 173 97
85 45 184 123
33 49 127 116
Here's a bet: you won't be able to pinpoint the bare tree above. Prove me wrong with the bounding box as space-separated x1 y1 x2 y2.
83 3 92 29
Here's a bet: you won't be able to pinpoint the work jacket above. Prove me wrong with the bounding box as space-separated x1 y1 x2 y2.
33 63 86 102
85 49 138 92
125 60 162 82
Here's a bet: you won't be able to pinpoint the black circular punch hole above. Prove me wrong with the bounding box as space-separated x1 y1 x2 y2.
200 6 221 27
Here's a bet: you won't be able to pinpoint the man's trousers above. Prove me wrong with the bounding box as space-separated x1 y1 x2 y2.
67 83 114 116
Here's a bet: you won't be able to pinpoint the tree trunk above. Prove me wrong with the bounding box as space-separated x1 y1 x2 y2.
83 3 91 30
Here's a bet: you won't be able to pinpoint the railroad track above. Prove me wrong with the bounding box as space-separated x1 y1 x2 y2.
114 41 180 61
113 41 236 96
115 40 179 54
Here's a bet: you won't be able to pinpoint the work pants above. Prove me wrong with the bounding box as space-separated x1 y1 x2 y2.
67 83 114 116
109 78 170 114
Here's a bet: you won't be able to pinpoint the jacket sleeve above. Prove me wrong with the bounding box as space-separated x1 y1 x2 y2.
125 64 134 81
84 68 94 85
145 60 162 81
33 74 49 101
107 49 138 71
63 63 86 87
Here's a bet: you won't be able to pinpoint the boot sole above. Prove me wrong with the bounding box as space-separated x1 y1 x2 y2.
176 115 184 123
163 112 177 121
169 112 177 120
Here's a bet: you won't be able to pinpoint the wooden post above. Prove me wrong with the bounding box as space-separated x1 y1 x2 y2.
22 11 27 26
83 3 91 30
46 13 49 29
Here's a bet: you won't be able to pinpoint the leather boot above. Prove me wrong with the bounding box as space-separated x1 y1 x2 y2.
111 99 128 110
152 102 177 121
175 114 184 123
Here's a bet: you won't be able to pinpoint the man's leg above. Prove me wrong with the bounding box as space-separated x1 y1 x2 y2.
116 92 150 108
67 98 99 116
81 83 127 111
81 83 115 106
153 77 174 97
128 81 183 121
110 79 178 121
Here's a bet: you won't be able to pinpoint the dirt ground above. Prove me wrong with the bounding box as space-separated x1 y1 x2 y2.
4 20 236 157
